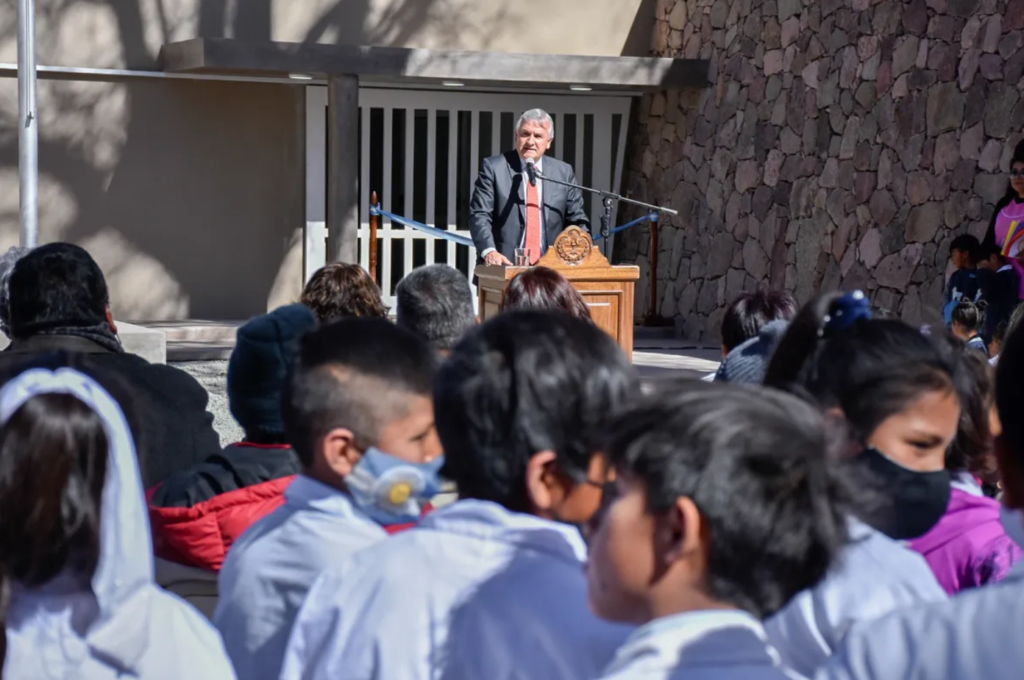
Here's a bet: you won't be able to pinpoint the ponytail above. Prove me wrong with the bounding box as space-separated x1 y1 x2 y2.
764 292 958 445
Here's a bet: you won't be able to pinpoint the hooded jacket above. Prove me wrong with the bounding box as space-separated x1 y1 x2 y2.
909 484 1023 594
0 368 235 679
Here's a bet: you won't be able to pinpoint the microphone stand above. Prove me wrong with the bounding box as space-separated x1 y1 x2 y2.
531 168 678 260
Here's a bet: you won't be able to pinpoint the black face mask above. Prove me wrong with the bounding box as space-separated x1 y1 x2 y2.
855 447 951 541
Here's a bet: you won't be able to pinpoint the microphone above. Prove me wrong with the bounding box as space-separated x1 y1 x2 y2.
525 158 537 187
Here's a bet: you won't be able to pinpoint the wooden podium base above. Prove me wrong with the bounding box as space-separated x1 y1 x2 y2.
476 226 640 357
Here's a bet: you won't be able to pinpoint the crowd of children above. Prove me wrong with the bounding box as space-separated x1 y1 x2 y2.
1 246 1024 680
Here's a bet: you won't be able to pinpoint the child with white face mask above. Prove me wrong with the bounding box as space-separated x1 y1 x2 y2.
761 292 952 678
214 318 444 680
819 304 1024 680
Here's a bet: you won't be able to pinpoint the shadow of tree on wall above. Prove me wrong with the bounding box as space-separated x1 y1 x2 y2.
0 0 455 319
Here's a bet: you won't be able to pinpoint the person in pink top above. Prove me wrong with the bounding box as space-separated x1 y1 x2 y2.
910 340 1022 594
983 140 1024 298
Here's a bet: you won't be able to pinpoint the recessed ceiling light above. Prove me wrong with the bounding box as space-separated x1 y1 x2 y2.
570 85 592 91
288 73 313 80
442 81 465 87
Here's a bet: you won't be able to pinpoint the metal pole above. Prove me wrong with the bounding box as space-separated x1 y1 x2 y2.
17 0 38 247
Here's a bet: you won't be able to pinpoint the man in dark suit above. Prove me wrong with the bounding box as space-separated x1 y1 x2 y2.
469 109 590 266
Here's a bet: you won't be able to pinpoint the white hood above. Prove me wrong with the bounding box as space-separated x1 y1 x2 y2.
0 368 154 671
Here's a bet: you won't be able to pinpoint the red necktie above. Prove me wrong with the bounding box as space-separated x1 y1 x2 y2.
525 180 542 265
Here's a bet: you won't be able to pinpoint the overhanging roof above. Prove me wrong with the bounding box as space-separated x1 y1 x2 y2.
161 38 710 92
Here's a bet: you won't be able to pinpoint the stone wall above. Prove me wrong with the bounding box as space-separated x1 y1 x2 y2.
618 0 1024 341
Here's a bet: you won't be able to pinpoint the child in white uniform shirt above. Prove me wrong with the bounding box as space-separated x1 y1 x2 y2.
215 318 444 680
819 304 1024 680
0 363 235 680
761 292 955 677
587 382 851 680
280 310 636 680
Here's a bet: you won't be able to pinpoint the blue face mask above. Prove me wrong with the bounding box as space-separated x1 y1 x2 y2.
345 447 444 526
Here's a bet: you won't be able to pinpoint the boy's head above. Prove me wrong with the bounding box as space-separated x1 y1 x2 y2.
720 288 798 357
976 243 1005 270
434 310 636 525
282 317 441 488
587 381 849 625
950 234 981 269
227 304 318 444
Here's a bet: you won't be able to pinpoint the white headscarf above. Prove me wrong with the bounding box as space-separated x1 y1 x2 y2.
0 368 153 671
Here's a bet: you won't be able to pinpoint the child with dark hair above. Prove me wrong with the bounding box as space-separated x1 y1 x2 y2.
215 318 443 680
978 245 1021 344
707 288 798 382
990 319 1009 363
951 300 989 356
587 382 850 680
0 364 235 679
945 234 984 326
761 291 950 677
821 279 1024 680
909 341 1021 594
280 311 637 680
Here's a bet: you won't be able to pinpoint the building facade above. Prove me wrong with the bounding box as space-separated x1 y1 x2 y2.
0 0 695 319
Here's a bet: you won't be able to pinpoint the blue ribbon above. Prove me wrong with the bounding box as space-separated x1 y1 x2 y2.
369 205 659 248
369 205 475 248
594 212 659 241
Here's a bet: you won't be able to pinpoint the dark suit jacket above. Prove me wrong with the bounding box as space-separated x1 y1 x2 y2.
469 151 590 260
0 334 223 487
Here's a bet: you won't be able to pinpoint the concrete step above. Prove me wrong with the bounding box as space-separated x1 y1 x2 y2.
133 320 243 344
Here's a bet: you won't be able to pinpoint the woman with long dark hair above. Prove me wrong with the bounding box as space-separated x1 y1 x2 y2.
982 139 1024 298
499 266 592 320
0 366 235 679
760 291 953 677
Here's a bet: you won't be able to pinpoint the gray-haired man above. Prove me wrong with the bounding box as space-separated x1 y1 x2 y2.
395 264 477 354
469 108 590 266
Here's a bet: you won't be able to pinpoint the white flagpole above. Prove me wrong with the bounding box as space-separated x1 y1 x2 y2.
17 0 38 247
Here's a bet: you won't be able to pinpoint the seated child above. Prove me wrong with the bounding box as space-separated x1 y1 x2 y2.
945 234 984 326
587 381 850 680
951 300 990 357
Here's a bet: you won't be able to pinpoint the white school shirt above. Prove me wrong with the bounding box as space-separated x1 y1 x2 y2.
818 560 1024 680
280 499 631 680
214 475 387 680
764 517 946 679
599 610 800 680
0 369 236 680
482 156 545 257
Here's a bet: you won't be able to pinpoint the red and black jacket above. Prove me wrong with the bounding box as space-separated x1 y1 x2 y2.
148 443 300 572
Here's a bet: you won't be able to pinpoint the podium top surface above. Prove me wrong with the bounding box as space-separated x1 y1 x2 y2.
476 264 640 283
476 226 640 284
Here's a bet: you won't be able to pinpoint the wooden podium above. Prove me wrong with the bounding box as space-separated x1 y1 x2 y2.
476 226 641 356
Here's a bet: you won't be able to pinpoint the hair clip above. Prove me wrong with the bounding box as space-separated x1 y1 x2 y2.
822 290 871 337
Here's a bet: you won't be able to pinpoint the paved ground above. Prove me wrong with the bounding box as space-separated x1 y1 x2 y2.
173 360 243 446
173 343 722 444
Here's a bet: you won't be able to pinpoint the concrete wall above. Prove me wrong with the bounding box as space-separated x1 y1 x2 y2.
0 77 305 320
0 0 655 321
0 0 655 68
619 0 1024 341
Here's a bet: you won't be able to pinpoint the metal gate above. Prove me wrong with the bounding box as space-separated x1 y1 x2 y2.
305 87 633 308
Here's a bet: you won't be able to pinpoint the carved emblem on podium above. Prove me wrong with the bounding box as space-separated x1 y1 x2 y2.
554 226 593 265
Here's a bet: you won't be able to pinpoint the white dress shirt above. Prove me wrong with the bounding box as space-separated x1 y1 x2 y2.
280 498 631 680
599 610 800 680
482 156 545 258
214 475 387 680
0 369 236 680
818 560 1024 680
764 517 946 679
